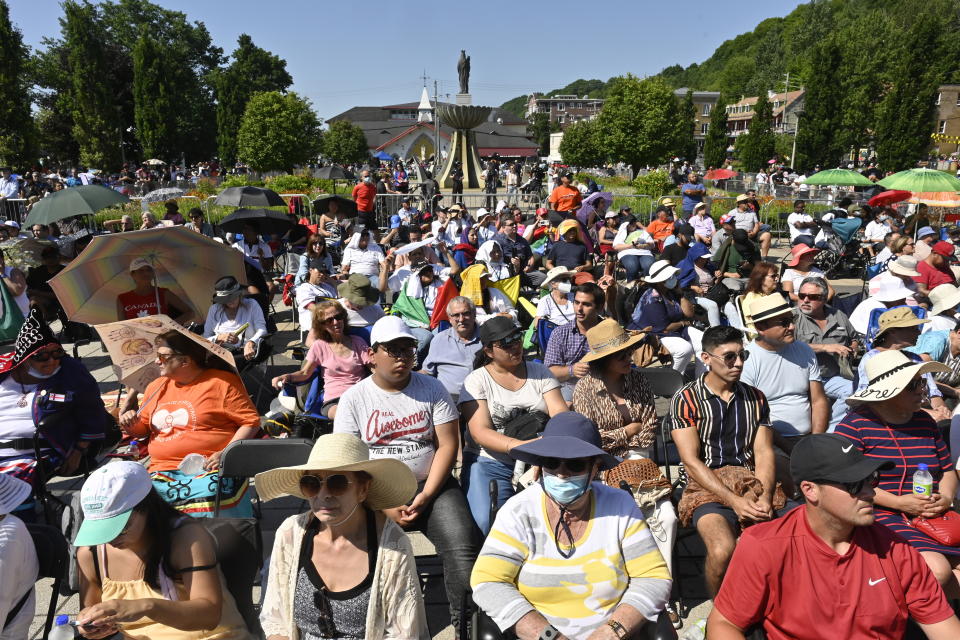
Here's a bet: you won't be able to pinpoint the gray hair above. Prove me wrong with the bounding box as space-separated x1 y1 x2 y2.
799 276 829 298
446 296 476 314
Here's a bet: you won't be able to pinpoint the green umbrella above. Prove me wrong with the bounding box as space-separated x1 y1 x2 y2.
878 168 960 193
24 185 129 227
802 169 874 187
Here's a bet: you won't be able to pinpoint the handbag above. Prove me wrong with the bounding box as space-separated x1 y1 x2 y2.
502 410 548 441
911 511 960 547
886 424 960 547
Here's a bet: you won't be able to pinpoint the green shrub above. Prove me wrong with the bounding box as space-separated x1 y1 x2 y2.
265 173 313 194
221 174 264 188
631 170 676 200
194 178 220 196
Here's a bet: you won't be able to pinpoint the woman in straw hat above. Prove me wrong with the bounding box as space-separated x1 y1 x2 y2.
74 461 252 640
837 350 960 597
571 319 679 578
0 474 38 639
256 433 428 640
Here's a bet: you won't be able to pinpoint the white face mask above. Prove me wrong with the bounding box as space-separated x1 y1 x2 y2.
28 365 61 379
555 281 572 294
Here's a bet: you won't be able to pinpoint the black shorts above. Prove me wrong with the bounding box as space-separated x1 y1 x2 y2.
692 499 802 534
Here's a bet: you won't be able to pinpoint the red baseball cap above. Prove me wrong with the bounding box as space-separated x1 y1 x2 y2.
932 241 955 257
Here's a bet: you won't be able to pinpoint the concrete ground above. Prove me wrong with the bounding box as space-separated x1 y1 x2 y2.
25 240 865 639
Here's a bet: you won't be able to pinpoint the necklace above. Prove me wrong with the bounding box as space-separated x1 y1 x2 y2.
13 374 32 408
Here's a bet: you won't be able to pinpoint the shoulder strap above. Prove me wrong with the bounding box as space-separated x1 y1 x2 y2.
3 588 31 630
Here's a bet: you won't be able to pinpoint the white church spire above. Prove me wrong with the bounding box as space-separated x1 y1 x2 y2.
417 86 433 123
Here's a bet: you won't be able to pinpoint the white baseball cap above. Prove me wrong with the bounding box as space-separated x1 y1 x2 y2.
74 461 153 546
370 315 415 347
3 220 20 230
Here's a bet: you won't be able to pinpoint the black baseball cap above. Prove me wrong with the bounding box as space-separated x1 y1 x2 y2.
479 316 519 346
790 434 893 485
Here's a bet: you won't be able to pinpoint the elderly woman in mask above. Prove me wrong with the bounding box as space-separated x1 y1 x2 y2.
474 240 511 282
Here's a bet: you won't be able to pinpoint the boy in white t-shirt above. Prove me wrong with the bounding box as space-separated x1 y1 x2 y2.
334 316 479 632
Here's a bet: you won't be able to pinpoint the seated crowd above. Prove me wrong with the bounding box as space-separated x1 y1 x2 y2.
5 183 960 640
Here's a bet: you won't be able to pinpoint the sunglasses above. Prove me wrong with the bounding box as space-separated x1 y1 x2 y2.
761 316 794 329
299 473 354 497
905 377 926 393
156 352 182 363
494 334 523 350
705 349 750 367
380 344 417 359
540 457 592 474
31 348 67 362
797 293 823 301
820 472 880 496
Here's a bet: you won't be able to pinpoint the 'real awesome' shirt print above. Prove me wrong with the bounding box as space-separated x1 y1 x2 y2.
333 373 459 481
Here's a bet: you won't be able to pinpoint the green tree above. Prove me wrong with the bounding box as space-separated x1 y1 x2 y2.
0 0 34 167
794 37 844 170
237 92 322 172
132 32 176 160
595 75 681 177
875 8 949 171
321 120 367 165
674 90 698 163
702 94 729 169
63 1 119 169
558 119 603 168
215 34 292 166
529 112 556 156
737 90 775 172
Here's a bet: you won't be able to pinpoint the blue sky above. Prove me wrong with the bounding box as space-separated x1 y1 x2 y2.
11 0 805 120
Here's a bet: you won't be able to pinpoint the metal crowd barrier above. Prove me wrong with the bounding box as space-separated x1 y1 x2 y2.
0 198 27 224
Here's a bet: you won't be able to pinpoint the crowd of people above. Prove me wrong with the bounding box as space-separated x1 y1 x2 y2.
5 166 960 640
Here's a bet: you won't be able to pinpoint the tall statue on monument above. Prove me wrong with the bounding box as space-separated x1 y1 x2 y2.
457 50 470 94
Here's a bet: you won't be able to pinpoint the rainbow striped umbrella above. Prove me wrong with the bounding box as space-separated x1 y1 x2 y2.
49 226 245 325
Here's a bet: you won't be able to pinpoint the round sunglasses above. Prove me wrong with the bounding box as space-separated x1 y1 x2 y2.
299 473 354 497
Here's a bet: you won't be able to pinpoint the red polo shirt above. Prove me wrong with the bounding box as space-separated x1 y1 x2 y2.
351 182 377 213
914 260 955 291
714 506 952 640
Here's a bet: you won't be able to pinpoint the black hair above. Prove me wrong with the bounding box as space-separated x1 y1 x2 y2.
793 199 805 208
573 282 604 307
158 329 234 373
188 207 204 218
838 197 852 208
132 488 193 590
702 326 744 353
472 347 492 370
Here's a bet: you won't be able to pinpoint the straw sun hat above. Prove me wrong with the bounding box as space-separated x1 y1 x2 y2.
254 433 417 510
847 350 948 405
581 318 646 363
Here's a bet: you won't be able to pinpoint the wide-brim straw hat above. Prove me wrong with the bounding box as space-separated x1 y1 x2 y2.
930 283 960 316
0 473 31 516
643 260 679 284
888 256 921 278
847 350 949 405
254 433 417 510
581 318 646 363
542 266 573 289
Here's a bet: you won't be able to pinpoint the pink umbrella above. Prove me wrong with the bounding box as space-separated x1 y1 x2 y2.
867 190 912 207
705 169 737 181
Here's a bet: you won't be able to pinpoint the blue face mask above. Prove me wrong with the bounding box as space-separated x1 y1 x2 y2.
542 471 591 505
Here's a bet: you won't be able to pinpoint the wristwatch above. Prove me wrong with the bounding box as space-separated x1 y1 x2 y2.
606 619 629 639
538 625 561 640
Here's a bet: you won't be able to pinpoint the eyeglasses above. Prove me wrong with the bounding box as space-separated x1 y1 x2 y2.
448 311 473 318
819 472 880 496
299 473 354 497
380 344 417 359
540 457 592 474
156 352 183 363
705 349 750 367
31 348 67 362
494 334 523 350
797 293 824 301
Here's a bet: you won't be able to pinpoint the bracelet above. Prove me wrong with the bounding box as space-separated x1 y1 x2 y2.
605 619 628 639
537 624 561 640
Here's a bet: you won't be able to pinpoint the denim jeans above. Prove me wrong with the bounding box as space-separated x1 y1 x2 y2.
620 254 655 281
408 475 482 632
822 374 854 431
410 327 434 365
461 453 516 534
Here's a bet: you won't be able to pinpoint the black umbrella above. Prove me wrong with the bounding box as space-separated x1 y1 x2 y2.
312 194 358 216
213 186 286 208
218 208 294 236
315 166 355 181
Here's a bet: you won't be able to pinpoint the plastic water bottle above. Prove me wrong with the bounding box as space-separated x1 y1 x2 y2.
681 618 706 640
126 439 141 460
49 615 74 640
178 453 207 476
913 463 934 497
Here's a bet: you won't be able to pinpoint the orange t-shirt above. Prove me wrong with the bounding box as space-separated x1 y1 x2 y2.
548 185 583 212
137 369 259 472
351 182 377 212
647 219 675 241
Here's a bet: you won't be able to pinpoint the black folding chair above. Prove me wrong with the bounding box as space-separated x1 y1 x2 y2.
199 517 264 636
26 523 69 639
213 438 315 517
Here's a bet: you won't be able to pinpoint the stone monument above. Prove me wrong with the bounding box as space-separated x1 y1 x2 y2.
438 50 490 189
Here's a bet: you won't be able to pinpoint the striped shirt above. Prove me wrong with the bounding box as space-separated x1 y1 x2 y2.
470 483 671 639
670 375 771 469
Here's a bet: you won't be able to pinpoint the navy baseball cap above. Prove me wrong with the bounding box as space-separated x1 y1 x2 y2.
511 412 619 470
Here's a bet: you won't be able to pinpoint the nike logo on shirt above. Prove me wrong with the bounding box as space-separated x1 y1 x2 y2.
842 445 853 453
868 578 886 586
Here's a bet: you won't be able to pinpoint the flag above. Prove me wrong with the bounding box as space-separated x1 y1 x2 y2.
489 275 521 305
430 279 460 329
391 287 429 328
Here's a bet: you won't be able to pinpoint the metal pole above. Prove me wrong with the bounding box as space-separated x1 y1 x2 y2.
433 79 440 174
792 116 799 167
